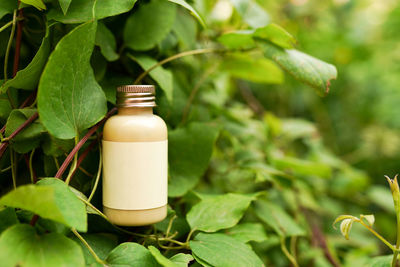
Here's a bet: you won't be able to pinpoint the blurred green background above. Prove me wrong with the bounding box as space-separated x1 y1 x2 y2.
194 0 400 265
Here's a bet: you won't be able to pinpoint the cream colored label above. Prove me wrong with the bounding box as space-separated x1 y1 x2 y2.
102 140 167 210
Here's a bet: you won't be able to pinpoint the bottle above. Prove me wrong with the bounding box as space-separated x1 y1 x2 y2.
102 85 168 226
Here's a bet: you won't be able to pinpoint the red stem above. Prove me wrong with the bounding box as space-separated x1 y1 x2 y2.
13 8 23 77
30 214 39 226
0 91 37 136
55 108 117 179
69 134 101 179
0 112 38 158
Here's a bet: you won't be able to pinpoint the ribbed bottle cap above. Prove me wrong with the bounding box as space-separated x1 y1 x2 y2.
116 85 156 107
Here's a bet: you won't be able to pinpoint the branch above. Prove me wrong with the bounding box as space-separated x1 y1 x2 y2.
238 80 265 117
55 107 117 179
131 48 223 85
0 91 37 136
69 135 101 179
0 112 38 158
302 208 341 267
13 8 23 77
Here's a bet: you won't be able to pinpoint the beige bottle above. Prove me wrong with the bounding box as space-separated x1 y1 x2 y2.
102 85 167 226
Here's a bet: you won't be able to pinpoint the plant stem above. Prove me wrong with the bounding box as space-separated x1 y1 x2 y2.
131 48 223 85
13 8 24 77
28 149 35 183
71 228 106 265
55 107 117 179
3 10 17 108
393 204 400 267
9 149 16 189
0 112 39 158
181 63 219 124
0 21 13 33
186 228 196 244
65 136 79 185
87 145 102 202
0 165 11 173
358 220 395 251
280 237 299 267
77 195 188 248
165 215 177 238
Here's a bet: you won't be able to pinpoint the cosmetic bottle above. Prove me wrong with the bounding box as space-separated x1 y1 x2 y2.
102 85 167 226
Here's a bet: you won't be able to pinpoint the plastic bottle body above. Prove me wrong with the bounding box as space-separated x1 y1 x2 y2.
102 107 167 226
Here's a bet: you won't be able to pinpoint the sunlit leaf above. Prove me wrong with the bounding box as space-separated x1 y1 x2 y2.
187 193 256 232
37 21 107 139
339 218 354 240
225 223 268 243
0 178 87 231
0 224 85 267
260 43 337 96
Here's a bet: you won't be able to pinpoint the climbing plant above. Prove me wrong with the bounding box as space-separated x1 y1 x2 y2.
0 0 390 266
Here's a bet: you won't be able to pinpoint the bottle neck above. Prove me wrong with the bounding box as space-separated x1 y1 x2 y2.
117 107 153 115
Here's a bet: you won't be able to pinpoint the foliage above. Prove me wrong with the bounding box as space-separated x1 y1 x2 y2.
0 0 397 266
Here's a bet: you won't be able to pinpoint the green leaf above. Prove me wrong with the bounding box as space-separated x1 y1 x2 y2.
220 54 283 84
0 207 18 234
99 72 132 104
367 255 392 267
0 93 12 121
37 178 87 231
20 0 46 10
106 242 159 267
58 0 71 15
95 22 119 62
254 200 305 237
190 233 264 267
72 233 117 266
170 254 194 267
253 23 296 49
229 0 269 28
124 0 176 51
1 28 50 93
148 246 180 267
130 54 173 102
260 43 337 96
168 0 205 27
173 11 197 49
48 0 137 24
0 178 87 231
225 223 268 243
339 218 354 240
5 109 44 153
168 122 220 197
38 21 107 139
0 0 17 20
272 155 332 178
42 133 74 157
0 224 85 267
192 253 213 267
187 193 255 232
217 30 255 50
